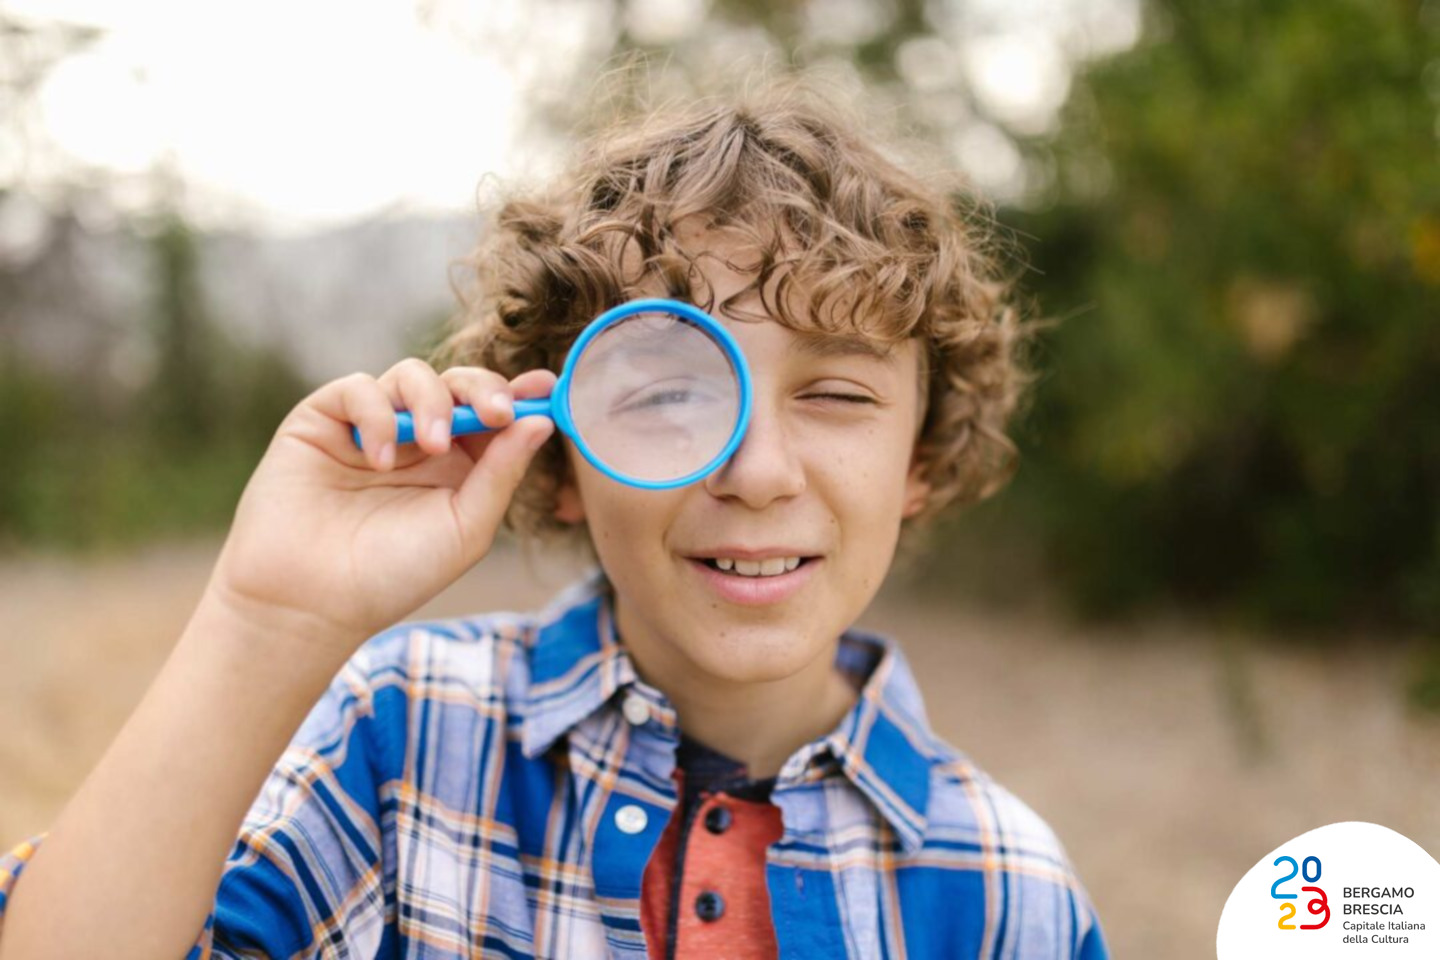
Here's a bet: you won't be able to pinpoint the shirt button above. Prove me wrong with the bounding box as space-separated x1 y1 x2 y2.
704 804 732 834
614 804 648 835
694 890 726 922
621 693 651 726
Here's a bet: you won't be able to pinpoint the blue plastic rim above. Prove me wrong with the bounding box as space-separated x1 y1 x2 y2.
350 298 753 490
554 298 754 490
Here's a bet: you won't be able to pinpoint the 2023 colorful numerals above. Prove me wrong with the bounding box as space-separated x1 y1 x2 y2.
1272 855 1330 930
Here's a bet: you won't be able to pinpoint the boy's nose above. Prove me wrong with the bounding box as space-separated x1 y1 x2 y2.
702 401 805 508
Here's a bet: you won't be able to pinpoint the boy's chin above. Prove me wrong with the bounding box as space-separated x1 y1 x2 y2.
677 629 829 685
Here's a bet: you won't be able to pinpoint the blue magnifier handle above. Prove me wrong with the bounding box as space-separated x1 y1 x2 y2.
351 397 554 449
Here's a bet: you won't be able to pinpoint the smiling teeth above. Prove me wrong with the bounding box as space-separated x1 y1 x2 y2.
713 557 802 576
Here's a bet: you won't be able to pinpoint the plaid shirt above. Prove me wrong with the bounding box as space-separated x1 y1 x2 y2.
0 567 1109 959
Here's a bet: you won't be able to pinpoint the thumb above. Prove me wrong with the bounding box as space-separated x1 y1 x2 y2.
450 416 556 557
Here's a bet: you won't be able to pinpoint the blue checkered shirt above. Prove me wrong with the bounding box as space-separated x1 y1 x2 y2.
0 567 1109 958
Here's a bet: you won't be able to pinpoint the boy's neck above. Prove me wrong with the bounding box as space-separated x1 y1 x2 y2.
611 596 861 780
667 664 859 779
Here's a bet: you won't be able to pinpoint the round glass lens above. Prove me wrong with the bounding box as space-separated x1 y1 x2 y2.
567 310 742 483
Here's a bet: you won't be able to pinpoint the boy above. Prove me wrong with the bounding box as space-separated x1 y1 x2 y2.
0 79 1109 958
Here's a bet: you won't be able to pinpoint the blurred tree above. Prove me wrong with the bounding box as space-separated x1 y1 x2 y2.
130 207 309 537
142 214 220 446
0 12 104 201
1006 0 1440 635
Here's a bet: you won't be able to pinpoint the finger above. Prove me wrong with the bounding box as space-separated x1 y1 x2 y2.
379 358 456 456
442 366 515 465
510 368 559 400
450 413 557 559
439 366 519 431
305 373 400 471
451 367 559 463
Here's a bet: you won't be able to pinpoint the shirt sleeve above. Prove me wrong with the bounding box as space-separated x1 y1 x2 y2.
0 625 410 959
1072 881 1112 960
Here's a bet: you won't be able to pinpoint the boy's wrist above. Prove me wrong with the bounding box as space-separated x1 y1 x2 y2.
185 583 364 682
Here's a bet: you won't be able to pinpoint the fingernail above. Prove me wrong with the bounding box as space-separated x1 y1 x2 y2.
494 393 513 418
378 443 395 470
428 419 449 448
527 425 550 451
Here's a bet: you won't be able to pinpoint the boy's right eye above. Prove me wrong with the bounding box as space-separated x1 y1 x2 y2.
629 388 694 408
614 382 724 414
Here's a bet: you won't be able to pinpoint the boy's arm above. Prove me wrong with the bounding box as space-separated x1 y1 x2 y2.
0 593 363 960
1 360 550 960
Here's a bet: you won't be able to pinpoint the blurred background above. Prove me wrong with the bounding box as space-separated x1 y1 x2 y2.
1 0 1438 955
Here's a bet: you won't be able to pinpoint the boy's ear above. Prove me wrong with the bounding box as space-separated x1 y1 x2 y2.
554 476 586 524
901 455 931 520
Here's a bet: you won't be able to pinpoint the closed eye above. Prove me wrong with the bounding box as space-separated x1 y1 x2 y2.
807 393 877 404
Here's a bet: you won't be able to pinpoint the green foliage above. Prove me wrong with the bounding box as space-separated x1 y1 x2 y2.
141 215 224 446
1408 639 1440 711
1004 0 1440 631
0 214 309 551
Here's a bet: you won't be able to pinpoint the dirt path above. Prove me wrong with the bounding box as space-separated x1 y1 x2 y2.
2 537 1436 957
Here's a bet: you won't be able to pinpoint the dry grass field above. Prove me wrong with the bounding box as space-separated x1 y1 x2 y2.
2 537 1437 957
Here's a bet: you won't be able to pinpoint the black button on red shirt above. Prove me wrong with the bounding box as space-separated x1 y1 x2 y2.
694 890 726 922
639 733 782 956
704 804 733 834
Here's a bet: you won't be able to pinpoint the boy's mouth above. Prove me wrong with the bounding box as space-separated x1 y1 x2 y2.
691 555 818 578
684 552 822 606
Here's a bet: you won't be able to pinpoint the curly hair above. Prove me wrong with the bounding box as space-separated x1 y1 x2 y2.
432 75 1036 558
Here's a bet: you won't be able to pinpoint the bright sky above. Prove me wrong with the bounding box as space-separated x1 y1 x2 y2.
8 0 1138 232
11 0 528 232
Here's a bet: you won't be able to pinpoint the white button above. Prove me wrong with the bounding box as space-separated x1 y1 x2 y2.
614 804 648 834
621 694 651 726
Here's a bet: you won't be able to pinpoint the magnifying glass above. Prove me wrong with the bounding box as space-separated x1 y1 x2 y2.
350 298 753 489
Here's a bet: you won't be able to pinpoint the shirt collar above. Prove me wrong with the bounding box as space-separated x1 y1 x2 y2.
516 567 938 852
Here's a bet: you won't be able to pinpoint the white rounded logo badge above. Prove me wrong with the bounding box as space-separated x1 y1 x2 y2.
1217 821 1440 958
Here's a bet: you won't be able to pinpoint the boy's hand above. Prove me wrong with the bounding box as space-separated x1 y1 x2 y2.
202 359 557 658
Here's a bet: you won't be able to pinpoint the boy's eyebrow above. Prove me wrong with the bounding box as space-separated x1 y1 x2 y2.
789 331 899 366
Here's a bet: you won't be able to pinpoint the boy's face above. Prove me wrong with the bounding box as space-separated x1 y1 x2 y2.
554 227 931 687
